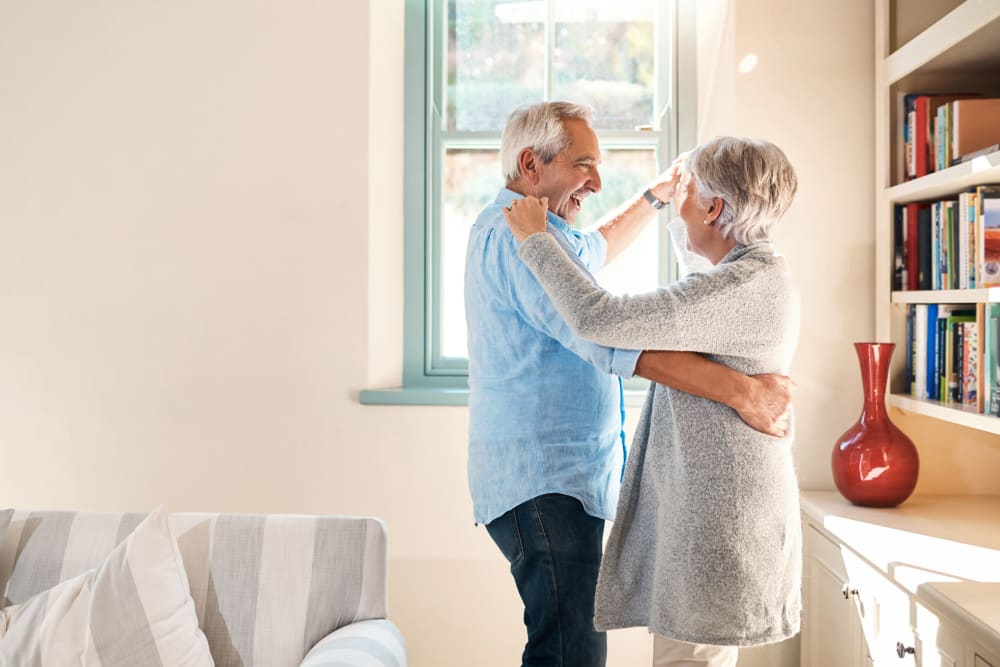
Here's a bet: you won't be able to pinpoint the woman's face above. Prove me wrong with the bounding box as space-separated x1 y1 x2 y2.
672 170 717 258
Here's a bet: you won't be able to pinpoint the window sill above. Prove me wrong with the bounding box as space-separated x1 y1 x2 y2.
359 387 470 406
359 386 650 408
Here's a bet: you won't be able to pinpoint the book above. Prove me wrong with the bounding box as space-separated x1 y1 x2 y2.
965 191 978 288
951 98 1000 164
917 204 933 290
976 302 986 412
893 204 906 290
906 202 922 290
951 316 964 402
914 304 927 399
979 186 1000 286
941 311 976 404
957 196 969 289
989 303 1000 415
907 303 916 395
932 201 942 290
903 93 917 180
962 320 978 407
936 103 948 172
928 304 940 399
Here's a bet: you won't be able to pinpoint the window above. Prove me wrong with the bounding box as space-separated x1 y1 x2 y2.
364 0 695 404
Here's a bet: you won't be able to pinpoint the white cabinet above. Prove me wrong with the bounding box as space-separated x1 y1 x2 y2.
803 521 918 666
802 524 869 667
800 493 1000 667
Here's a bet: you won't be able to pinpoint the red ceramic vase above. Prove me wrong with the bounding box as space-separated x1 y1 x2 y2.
832 342 920 507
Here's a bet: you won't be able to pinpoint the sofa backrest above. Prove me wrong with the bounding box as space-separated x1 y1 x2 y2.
0 509 389 667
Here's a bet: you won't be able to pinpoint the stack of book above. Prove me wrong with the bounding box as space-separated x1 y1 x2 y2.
893 185 1000 291
903 95 1000 180
905 303 1000 415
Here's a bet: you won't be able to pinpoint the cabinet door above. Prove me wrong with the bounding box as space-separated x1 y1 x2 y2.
840 549 916 666
802 524 868 667
916 603 964 667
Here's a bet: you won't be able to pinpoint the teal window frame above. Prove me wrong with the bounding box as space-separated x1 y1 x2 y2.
361 0 696 406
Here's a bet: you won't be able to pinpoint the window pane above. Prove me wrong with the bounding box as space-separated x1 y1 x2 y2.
581 148 660 296
439 148 502 359
553 0 656 130
448 1 545 132
438 146 660 360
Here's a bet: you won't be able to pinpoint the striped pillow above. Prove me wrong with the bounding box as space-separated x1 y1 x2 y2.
0 510 391 667
0 506 212 666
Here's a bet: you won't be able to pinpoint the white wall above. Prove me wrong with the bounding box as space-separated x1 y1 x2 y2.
2 1 996 666
694 2 874 664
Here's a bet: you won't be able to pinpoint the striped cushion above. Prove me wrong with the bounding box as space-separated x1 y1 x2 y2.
0 510 392 667
301 619 406 667
0 506 213 666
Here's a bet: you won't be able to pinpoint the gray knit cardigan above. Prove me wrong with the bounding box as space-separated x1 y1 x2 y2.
518 231 802 647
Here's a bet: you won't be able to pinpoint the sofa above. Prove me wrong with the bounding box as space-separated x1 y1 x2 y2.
0 507 407 666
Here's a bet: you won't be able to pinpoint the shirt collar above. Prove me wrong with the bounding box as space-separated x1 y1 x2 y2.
496 188 570 233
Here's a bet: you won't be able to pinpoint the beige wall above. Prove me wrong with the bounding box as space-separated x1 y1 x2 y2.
1 1 995 666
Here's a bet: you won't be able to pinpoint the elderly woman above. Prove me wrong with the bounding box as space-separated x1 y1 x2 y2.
503 136 801 667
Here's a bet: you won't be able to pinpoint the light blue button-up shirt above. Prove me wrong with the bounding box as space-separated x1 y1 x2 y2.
465 188 642 525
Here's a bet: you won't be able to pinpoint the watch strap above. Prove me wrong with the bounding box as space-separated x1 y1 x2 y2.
643 188 667 210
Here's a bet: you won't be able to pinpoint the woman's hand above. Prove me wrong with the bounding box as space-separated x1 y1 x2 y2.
647 152 687 204
503 196 549 243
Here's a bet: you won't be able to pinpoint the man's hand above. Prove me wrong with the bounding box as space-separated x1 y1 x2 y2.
733 373 794 437
634 352 793 437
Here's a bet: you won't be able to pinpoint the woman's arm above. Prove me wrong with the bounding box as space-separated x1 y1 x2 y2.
520 230 769 354
503 195 776 355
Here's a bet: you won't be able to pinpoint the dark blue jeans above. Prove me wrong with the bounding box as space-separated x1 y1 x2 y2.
486 493 607 667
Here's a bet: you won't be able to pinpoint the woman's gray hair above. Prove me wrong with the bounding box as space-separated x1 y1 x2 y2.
686 136 798 244
500 102 594 183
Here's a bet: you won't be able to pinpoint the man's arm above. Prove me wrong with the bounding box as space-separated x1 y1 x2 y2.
594 164 680 263
635 351 793 437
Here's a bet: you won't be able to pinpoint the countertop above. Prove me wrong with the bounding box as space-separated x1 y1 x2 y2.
800 491 1000 655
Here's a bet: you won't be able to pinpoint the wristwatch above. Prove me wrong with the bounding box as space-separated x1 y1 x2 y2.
643 188 667 210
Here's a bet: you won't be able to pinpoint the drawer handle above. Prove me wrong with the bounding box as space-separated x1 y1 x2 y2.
896 641 915 658
841 585 859 599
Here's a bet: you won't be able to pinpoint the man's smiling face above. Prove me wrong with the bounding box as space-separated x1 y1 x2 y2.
532 118 603 224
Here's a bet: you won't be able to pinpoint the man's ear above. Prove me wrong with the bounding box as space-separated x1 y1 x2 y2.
519 149 539 183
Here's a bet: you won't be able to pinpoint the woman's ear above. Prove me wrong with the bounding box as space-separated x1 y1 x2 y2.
706 197 724 224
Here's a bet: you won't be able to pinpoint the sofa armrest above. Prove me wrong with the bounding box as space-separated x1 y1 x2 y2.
298 618 407 667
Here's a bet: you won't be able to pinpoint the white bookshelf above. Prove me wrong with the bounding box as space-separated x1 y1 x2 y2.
891 288 1000 304
876 0 1000 431
890 394 1000 434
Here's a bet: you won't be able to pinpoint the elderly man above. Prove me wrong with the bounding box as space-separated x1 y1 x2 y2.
464 102 792 667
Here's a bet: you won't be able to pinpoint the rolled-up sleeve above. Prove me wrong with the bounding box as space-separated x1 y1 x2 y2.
611 347 641 379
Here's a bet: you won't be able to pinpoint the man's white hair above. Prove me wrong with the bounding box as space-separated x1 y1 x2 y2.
500 102 594 183
686 136 798 245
